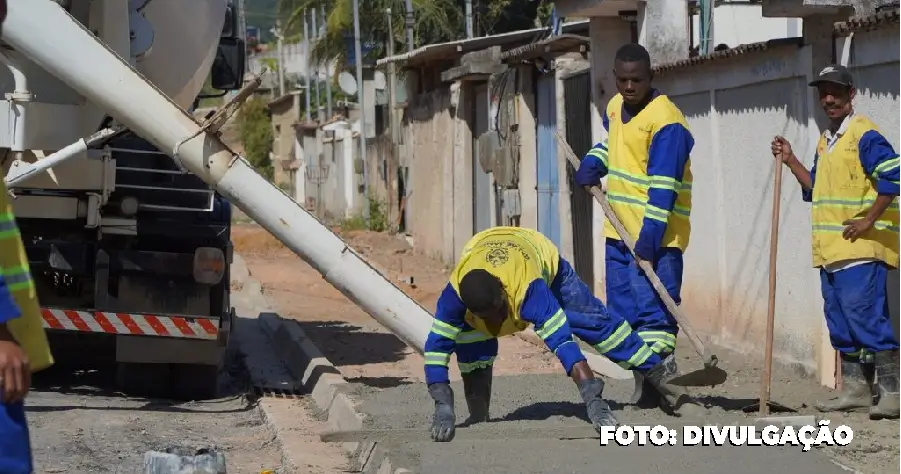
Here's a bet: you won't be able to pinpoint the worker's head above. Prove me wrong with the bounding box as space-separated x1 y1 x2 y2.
613 43 653 106
459 269 507 326
809 64 855 121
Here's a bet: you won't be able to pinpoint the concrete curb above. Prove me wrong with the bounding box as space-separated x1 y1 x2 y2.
258 312 409 474
231 254 406 473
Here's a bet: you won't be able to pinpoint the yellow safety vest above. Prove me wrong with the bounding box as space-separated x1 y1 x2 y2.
449 227 560 338
0 182 53 372
810 115 900 268
604 94 693 251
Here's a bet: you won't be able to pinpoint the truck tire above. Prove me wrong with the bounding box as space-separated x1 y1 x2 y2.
169 363 220 401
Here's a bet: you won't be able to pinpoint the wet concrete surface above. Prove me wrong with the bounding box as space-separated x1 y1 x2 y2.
355 374 862 474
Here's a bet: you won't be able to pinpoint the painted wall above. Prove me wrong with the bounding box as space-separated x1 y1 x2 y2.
691 3 803 48
640 27 900 377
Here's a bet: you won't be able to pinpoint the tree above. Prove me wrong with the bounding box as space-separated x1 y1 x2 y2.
237 96 274 180
278 0 462 68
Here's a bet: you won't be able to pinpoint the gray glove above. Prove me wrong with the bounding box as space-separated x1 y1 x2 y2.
578 378 618 432
428 383 456 442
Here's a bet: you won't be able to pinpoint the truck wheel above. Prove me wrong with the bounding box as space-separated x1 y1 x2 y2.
169 364 221 401
116 362 171 399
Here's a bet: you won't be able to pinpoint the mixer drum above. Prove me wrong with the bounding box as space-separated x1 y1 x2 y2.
135 0 228 110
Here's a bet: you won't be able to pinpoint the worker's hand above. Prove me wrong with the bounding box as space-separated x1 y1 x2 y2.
578 378 618 433
428 383 456 442
0 338 30 404
842 217 874 242
771 136 795 164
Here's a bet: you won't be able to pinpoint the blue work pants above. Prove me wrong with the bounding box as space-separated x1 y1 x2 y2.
605 238 683 356
821 262 899 361
0 400 32 474
455 257 662 374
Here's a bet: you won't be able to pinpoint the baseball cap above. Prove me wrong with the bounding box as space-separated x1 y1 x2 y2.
809 64 854 88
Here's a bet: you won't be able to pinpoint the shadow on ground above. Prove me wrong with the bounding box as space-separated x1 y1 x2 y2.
28 335 255 415
294 319 409 367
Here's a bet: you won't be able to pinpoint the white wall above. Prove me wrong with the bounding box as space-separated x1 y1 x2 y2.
691 3 803 48
646 27 899 378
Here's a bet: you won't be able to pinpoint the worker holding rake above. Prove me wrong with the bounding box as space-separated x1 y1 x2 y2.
422 226 697 442
574 43 702 411
771 64 899 420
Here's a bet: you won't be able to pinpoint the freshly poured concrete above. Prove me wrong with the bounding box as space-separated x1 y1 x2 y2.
356 374 852 474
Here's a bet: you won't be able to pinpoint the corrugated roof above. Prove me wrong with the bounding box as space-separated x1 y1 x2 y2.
834 7 900 34
376 20 589 67
500 34 590 62
653 37 804 73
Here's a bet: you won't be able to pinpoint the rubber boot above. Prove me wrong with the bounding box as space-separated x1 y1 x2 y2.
630 350 666 410
462 366 492 424
815 357 874 413
643 354 704 418
870 350 900 420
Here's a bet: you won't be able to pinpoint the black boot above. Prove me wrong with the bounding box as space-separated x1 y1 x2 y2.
462 367 492 424
630 351 667 410
870 350 899 420
815 355 874 413
643 354 704 417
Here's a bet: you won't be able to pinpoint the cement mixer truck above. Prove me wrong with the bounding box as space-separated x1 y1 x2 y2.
2 0 246 399
1 0 441 401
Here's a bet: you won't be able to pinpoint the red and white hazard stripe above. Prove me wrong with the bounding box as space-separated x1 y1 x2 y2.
41 308 219 340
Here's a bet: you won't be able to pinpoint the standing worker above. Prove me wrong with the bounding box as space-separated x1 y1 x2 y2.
771 64 899 420
422 226 697 442
0 4 56 468
574 43 701 412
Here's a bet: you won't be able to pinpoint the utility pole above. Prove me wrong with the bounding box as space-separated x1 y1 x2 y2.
386 8 398 231
322 5 333 119
275 19 286 96
465 0 473 37
311 8 321 120
352 0 369 227
302 10 311 122
404 0 414 51
237 0 248 72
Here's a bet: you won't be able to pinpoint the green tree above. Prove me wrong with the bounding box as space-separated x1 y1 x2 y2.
237 96 274 180
278 0 461 67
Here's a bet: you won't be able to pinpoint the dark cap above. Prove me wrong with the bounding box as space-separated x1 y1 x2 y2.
809 64 853 88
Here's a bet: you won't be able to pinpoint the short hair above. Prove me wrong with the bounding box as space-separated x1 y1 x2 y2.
458 269 503 312
615 43 651 68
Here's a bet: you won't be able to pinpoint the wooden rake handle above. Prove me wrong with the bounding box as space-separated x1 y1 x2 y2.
554 131 717 368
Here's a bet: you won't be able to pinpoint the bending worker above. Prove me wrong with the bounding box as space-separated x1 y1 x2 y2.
771 64 899 420
574 43 701 410
423 226 695 442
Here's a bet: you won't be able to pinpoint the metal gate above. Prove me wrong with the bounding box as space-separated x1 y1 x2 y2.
472 83 494 233
563 71 594 286
536 74 561 247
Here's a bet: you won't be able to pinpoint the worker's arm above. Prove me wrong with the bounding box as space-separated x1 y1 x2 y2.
634 123 694 261
854 131 900 225
574 114 610 187
518 279 587 377
0 272 29 403
423 284 467 386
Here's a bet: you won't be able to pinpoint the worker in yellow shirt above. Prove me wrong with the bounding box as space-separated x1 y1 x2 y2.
575 43 701 410
423 227 696 442
771 64 899 420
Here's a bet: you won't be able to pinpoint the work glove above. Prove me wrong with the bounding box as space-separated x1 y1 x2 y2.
578 378 619 433
428 382 456 442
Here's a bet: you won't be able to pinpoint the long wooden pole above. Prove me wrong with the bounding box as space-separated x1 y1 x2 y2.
759 160 784 416
554 131 716 368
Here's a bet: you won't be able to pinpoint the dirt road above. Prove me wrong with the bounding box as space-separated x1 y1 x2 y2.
27 349 283 473
233 223 899 474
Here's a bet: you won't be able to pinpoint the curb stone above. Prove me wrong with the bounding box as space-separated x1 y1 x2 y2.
258 312 408 474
